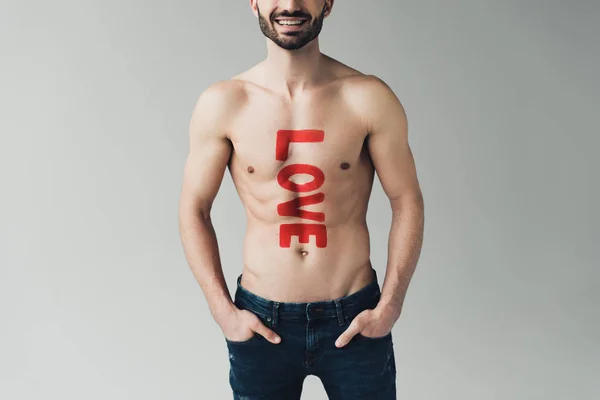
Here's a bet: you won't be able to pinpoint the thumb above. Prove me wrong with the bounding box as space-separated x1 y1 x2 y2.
335 317 363 348
253 320 281 344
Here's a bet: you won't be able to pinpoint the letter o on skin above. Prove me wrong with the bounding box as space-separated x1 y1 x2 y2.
277 163 325 193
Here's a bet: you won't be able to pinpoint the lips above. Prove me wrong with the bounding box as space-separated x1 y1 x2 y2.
274 17 308 25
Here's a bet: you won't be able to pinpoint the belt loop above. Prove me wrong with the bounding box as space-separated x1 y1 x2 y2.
334 299 344 326
272 302 280 328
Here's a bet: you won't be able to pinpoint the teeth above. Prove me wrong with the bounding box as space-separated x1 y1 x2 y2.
276 20 304 26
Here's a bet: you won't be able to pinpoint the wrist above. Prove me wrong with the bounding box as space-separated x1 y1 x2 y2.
376 299 402 322
212 300 238 326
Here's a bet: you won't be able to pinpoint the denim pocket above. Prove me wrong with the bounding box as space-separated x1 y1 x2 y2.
345 303 392 341
224 305 271 345
225 331 259 345
357 331 392 341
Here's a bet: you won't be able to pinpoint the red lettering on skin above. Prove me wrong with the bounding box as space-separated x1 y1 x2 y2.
277 164 325 193
277 192 325 222
276 129 324 161
275 129 327 248
280 223 328 248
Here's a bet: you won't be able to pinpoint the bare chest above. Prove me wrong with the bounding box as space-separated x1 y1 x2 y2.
228 92 370 181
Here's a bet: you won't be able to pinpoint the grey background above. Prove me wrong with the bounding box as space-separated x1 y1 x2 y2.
1 0 598 399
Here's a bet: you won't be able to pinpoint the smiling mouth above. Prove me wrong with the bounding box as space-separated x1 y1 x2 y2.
274 18 308 27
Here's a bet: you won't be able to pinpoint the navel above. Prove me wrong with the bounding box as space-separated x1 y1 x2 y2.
340 162 350 170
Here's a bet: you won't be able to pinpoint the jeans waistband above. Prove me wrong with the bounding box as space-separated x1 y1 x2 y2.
233 268 382 327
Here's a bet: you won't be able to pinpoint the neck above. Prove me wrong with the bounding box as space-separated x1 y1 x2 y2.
261 38 325 99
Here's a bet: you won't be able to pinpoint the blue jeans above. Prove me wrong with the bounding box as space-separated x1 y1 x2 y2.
225 268 396 399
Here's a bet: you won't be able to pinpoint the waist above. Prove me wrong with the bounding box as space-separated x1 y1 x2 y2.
243 223 371 260
241 222 372 300
233 267 381 322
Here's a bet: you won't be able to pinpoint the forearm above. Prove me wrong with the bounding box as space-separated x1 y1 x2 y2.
179 211 236 326
378 193 425 322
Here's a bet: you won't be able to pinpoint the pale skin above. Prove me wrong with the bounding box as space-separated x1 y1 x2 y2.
178 0 424 349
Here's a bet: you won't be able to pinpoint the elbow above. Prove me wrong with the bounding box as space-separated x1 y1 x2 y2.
178 200 212 225
389 190 423 213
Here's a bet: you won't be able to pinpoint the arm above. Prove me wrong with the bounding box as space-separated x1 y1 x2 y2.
179 82 282 344
178 82 237 327
365 76 425 323
334 76 425 347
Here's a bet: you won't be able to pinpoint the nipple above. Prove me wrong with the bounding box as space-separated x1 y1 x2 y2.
247 166 254 173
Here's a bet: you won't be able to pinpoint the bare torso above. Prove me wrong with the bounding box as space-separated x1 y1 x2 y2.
226 57 378 302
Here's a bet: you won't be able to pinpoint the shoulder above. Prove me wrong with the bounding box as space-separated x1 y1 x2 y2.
341 74 401 109
189 79 249 139
192 79 248 118
319 55 393 100
340 74 406 133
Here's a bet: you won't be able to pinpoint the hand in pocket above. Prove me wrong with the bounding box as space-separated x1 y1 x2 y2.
221 308 281 344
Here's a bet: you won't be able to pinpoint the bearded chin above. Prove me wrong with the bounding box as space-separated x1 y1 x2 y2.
257 5 325 50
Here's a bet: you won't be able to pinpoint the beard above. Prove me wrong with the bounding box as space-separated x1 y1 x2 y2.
257 3 327 50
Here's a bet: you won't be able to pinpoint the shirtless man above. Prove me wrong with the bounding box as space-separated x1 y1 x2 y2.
178 1 424 398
